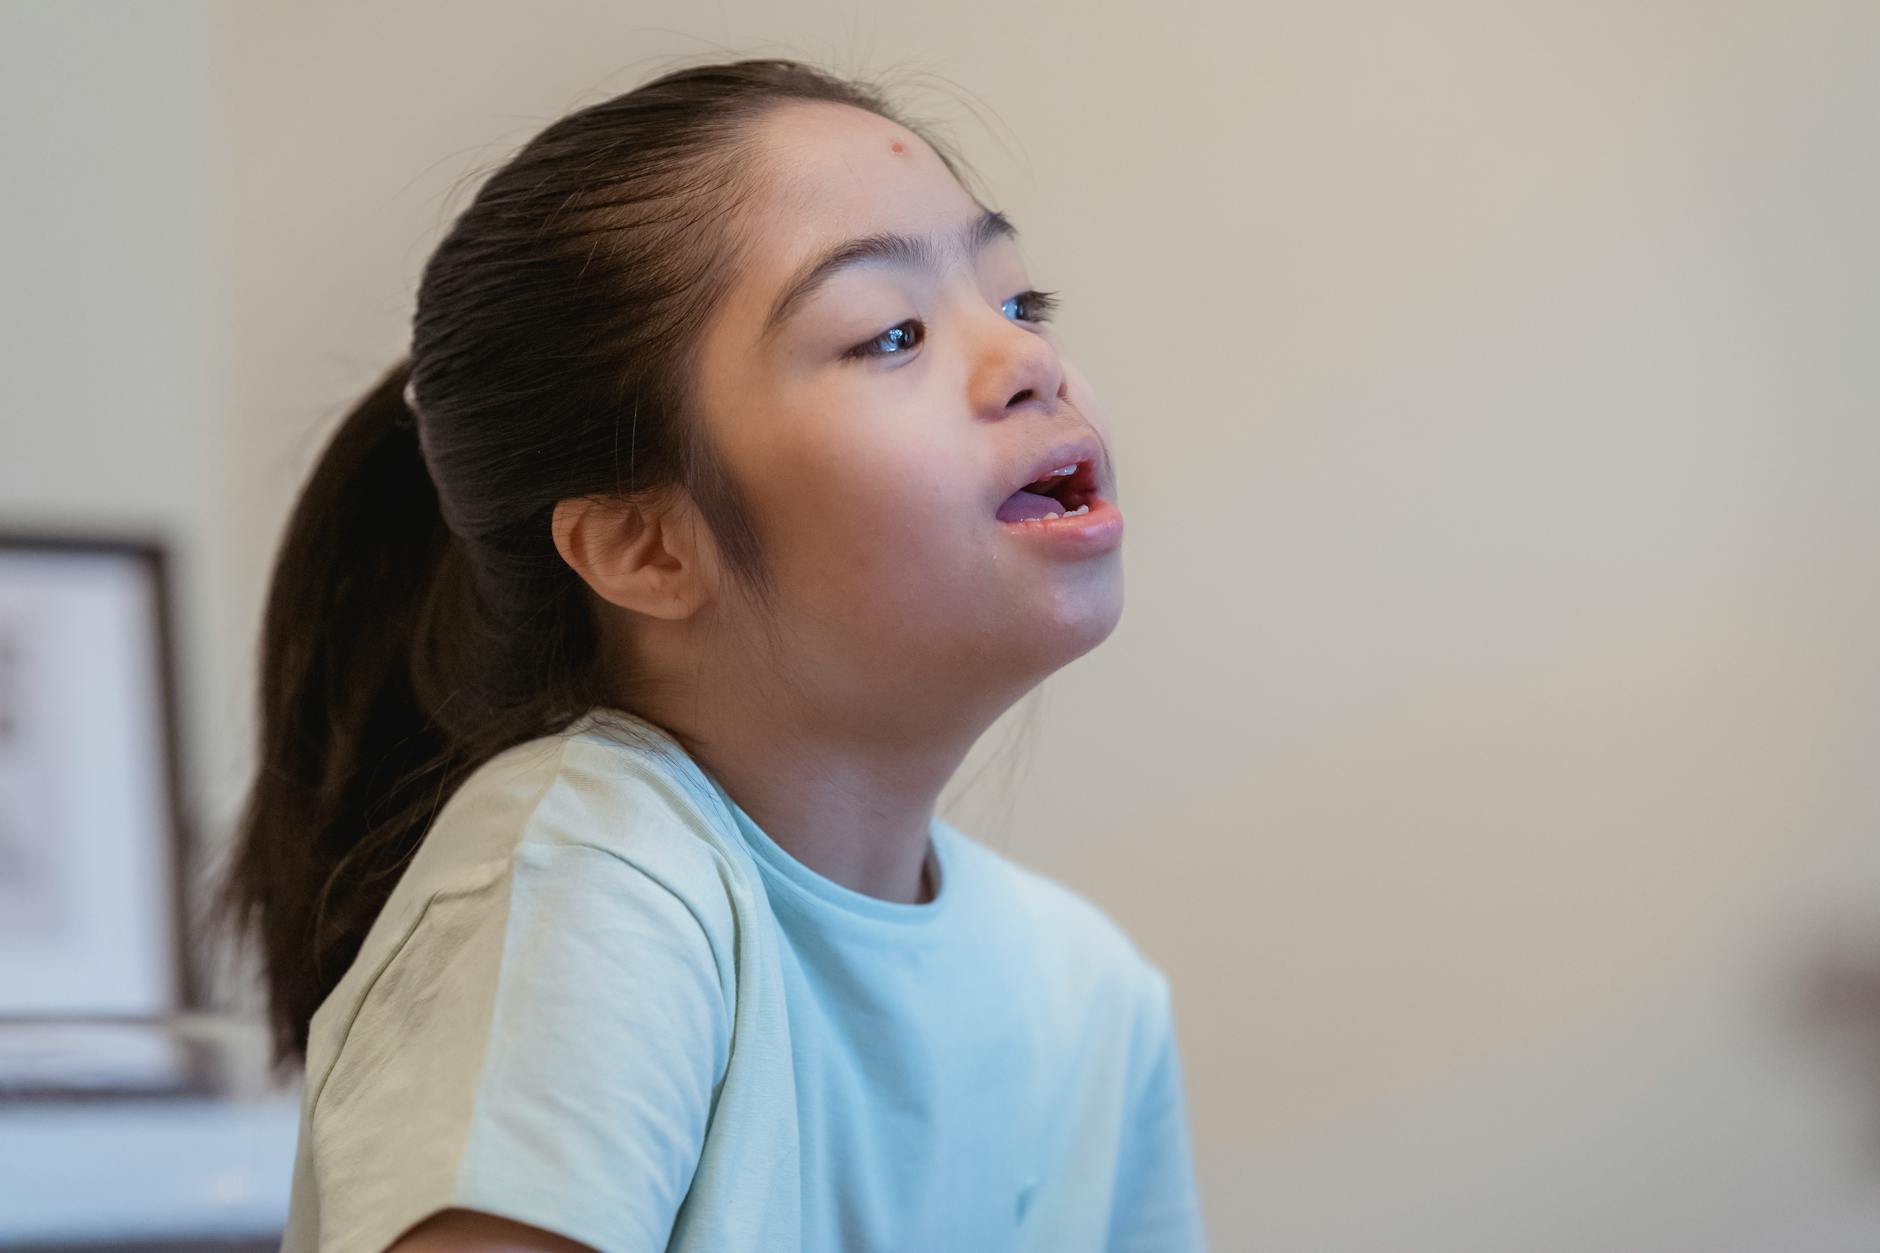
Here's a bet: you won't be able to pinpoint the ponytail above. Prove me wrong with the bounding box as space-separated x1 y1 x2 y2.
215 358 475 1069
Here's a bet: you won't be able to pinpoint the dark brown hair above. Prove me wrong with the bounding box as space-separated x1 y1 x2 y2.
212 57 975 1070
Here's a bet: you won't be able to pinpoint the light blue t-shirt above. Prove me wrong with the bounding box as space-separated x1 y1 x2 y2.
279 706 1206 1253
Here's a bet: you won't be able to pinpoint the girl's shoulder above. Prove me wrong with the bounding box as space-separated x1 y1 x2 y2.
290 709 772 1253
303 706 760 1087
438 703 749 884
393 705 755 933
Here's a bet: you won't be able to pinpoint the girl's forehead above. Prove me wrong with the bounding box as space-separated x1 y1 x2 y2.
722 106 986 333
748 102 975 251
754 99 925 174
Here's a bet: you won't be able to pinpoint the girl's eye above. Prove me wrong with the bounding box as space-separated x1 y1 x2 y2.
1003 288 1061 324
841 290 1061 362
844 319 925 361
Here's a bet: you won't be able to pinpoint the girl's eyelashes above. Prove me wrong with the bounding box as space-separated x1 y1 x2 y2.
841 288 1063 362
1003 288 1060 324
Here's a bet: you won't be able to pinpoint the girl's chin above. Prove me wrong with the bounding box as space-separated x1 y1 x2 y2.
1006 574 1125 662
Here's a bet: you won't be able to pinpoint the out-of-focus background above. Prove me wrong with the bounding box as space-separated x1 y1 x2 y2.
4 0 1880 1248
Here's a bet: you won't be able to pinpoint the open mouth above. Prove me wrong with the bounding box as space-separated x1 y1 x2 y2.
996 459 1100 523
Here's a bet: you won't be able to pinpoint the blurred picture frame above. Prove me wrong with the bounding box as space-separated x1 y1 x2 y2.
0 530 206 1097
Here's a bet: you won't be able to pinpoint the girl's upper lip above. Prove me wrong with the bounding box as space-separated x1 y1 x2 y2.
1001 434 1104 502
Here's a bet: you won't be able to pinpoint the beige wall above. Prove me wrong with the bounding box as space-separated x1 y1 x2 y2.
9 0 1880 1246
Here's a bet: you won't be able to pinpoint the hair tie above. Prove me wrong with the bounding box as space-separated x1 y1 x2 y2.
395 377 421 430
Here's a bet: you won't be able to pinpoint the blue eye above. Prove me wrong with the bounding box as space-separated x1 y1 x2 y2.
1003 288 1061 323
845 319 925 360
842 290 1062 362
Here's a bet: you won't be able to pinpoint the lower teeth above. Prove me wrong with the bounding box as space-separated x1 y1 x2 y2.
1024 502 1090 522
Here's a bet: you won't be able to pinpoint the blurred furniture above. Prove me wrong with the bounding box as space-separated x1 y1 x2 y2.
0 533 299 1247
0 1085 300 1248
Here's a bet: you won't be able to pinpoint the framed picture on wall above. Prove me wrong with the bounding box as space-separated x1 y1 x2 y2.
0 530 206 1097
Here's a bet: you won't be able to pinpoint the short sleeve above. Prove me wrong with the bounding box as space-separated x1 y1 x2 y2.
1105 966 1209 1253
306 839 732 1253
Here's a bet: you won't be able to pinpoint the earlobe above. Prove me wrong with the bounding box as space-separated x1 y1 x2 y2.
551 490 709 621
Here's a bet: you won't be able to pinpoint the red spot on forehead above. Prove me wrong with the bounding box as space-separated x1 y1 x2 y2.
890 140 906 154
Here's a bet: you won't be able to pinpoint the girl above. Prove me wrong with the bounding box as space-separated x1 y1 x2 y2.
217 57 1206 1253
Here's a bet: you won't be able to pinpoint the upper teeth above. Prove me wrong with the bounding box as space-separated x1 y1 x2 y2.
1048 464 1077 476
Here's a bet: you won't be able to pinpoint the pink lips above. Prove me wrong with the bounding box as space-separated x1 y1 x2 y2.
997 493 1124 556
989 430 1121 555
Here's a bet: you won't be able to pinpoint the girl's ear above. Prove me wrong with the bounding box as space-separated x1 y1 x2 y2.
551 487 719 621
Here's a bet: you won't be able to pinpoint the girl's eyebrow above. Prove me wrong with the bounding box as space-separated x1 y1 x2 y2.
757 207 1019 344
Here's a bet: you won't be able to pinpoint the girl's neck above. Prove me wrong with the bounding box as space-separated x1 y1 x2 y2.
640 691 981 906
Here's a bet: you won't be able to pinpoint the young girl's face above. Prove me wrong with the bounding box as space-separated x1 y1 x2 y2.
691 101 1124 727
